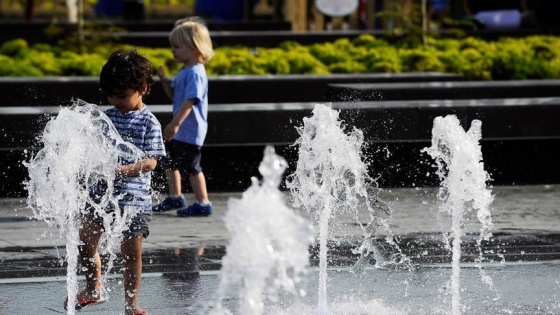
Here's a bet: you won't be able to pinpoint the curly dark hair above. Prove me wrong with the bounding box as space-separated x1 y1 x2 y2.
99 50 154 95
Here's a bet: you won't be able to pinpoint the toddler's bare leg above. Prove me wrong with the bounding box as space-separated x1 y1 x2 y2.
190 172 209 204
121 235 144 313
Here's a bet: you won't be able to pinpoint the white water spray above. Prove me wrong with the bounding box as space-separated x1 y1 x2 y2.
422 115 494 315
24 100 142 315
287 104 408 315
210 145 314 315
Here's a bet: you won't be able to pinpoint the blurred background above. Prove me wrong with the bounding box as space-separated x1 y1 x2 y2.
2 0 560 32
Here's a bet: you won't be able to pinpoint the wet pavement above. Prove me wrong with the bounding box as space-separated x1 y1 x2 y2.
1 185 560 276
1 185 560 314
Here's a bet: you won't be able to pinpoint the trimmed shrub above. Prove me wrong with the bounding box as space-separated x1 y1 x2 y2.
328 60 367 73
361 47 402 73
3 36 560 79
0 39 29 58
58 51 106 76
400 48 445 72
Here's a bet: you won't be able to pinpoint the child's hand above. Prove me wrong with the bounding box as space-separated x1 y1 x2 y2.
163 122 180 142
157 66 166 80
115 166 123 178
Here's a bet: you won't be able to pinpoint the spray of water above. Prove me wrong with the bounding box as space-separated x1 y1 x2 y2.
421 115 494 315
286 104 409 315
210 145 314 315
23 100 142 315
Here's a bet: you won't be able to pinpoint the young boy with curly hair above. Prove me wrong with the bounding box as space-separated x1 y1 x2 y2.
65 50 165 315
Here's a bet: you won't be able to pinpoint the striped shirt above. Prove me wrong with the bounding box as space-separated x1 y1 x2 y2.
105 106 166 212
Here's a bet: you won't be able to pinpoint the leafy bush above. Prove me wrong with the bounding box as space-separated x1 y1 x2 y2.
138 47 177 76
400 48 445 72
28 50 62 76
309 42 349 65
284 50 329 74
3 36 560 80
0 39 29 58
255 48 291 74
490 38 546 80
58 51 106 76
0 56 44 76
361 47 401 73
352 34 389 48
328 60 367 73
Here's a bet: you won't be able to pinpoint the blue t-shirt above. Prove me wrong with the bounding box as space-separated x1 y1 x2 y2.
171 63 209 146
105 106 166 212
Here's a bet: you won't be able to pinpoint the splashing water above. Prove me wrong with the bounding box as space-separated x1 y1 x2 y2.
23 100 143 315
422 115 494 315
210 145 314 315
286 104 409 315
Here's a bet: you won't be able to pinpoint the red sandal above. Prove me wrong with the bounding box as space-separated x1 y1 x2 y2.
64 290 106 310
127 308 148 315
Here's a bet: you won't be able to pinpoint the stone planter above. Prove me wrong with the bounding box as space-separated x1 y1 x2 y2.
1 73 559 197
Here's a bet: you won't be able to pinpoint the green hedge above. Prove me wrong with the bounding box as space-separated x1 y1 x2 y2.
2 35 560 80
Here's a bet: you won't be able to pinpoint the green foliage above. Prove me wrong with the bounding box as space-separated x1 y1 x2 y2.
0 39 29 58
255 48 291 74
205 50 231 75
440 48 492 80
138 47 177 76
401 48 445 72
376 1 427 48
45 19 126 54
309 42 350 65
58 51 106 76
361 47 401 73
4 36 560 80
0 55 44 76
490 38 545 80
220 47 257 74
278 41 301 51
27 50 62 76
352 34 388 48
328 60 367 74
284 50 329 74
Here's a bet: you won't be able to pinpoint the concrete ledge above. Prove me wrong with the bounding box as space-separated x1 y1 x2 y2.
328 80 560 101
0 73 463 107
2 75 558 196
2 97 559 197
2 98 559 148
4 76 559 107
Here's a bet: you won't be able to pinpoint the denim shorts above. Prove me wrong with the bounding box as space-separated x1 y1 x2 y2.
161 139 203 176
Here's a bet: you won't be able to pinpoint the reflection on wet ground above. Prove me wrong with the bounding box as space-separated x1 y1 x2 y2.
1 263 560 314
1 186 560 313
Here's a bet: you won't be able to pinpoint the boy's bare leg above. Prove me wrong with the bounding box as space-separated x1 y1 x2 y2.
121 235 144 314
78 219 103 295
189 171 210 204
166 169 182 196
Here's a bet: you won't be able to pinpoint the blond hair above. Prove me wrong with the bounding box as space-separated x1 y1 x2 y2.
169 16 214 64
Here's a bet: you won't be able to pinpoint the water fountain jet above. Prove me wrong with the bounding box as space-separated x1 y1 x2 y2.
24 100 142 315
210 145 314 315
422 115 494 315
286 104 410 314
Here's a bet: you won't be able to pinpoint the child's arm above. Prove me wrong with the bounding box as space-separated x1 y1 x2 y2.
163 98 195 141
115 157 158 178
157 66 174 100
